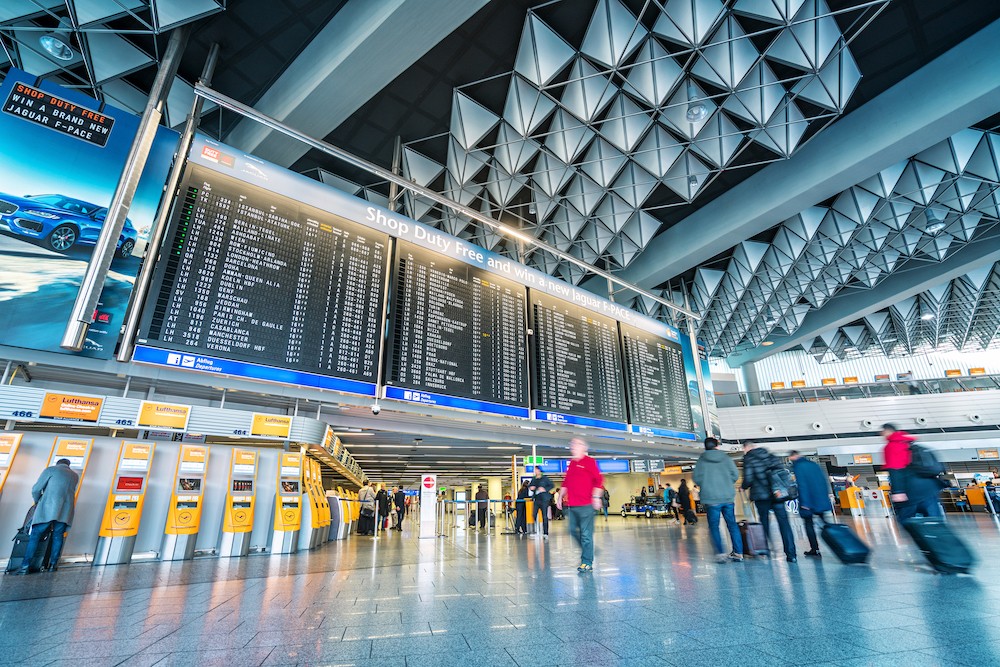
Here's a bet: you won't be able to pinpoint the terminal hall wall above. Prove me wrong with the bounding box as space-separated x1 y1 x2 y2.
0 432 281 561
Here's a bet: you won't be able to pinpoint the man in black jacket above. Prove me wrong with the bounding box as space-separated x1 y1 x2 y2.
528 468 554 538
393 487 406 531
742 441 797 562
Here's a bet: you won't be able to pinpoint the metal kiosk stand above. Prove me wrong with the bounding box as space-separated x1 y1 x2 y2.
162 445 210 561
219 449 258 558
271 452 303 554
94 442 155 565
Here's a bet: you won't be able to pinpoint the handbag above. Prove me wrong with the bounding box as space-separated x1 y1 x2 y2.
360 506 375 517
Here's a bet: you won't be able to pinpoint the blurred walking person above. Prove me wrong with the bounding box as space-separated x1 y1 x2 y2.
694 438 743 562
742 441 797 562
789 451 833 557
528 467 554 539
559 438 603 572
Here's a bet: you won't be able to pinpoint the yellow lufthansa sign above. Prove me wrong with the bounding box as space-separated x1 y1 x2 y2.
791 380 806 388
137 401 191 430
251 413 292 438
40 393 103 422
853 454 874 464
978 449 999 460
661 466 683 475
770 382 786 390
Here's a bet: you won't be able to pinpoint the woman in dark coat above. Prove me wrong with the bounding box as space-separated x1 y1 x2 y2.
678 479 697 525
375 485 390 532
515 480 529 534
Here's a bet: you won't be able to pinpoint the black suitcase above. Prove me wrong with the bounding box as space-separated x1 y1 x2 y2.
739 520 768 555
820 522 871 564
684 509 698 524
6 506 53 574
902 517 975 574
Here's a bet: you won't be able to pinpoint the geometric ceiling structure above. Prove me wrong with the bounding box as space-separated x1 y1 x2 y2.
391 0 884 286
0 1 225 128
659 128 1000 358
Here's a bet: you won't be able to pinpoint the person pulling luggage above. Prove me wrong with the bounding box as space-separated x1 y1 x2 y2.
789 451 833 558
741 441 797 562
15 458 79 575
882 423 944 520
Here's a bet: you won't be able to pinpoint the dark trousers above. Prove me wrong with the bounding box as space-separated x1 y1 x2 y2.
801 511 829 551
754 499 796 557
895 494 943 522
533 494 550 535
395 507 405 529
567 505 595 566
477 506 487 528
515 505 527 533
20 521 67 572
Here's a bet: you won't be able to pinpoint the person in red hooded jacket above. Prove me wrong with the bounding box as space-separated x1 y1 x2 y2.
882 423 943 520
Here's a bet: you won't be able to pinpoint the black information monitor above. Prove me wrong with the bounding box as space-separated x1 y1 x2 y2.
619 322 693 431
386 240 529 407
529 291 626 423
139 164 388 382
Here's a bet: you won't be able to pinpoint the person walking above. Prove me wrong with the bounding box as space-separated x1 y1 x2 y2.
559 438 603 572
375 484 390 533
882 423 944 520
789 451 833 557
601 487 610 520
694 437 743 562
358 481 376 536
474 485 489 532
393 486 406 531
528 468 554 539
663 483 680 523
678 479 697 524
742 441 797 562
515 480 529 535
16 458 79 574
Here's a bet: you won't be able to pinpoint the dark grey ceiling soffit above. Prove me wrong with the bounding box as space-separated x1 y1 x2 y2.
726 231 1000 366
585 16 1000 295
225 0 490 167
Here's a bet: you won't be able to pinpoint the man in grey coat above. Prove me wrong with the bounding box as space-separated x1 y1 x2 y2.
16 458 79 574
694 438 743 563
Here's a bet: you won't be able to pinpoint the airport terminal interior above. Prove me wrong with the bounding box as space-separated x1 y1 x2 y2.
3 1 1000 665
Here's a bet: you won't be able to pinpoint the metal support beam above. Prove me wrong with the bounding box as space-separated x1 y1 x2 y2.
728 228 1000 366
61 26 189 351
194 84 698 320
117 41 220 362
683 289 710 438
583 18 1000 295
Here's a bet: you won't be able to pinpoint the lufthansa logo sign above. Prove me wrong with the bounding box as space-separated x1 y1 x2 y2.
114 512 130 525
178 511 192 525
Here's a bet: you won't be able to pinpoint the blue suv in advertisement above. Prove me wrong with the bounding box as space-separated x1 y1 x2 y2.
0 193 137 258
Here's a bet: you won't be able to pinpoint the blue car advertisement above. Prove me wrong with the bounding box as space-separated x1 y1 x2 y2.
0 69 177 358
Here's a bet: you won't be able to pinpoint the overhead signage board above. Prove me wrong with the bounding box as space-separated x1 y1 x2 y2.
791 380 806 388
250 413 292 439
944 369 962 377
821 378 837 386
970 367 986 376
0 68 177 359
39 392 104 423
874 374 891 383
770 382 786 390
620 321 695 438
843 376 859 384
662 465 683 475
136 401 191 431
852 454 874 465
978 449 999 460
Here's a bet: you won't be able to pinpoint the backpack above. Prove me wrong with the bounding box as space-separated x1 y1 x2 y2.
908 444 946 480
769 464 799 501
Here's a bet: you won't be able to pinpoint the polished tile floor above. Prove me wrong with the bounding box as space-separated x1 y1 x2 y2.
2 513 1000 666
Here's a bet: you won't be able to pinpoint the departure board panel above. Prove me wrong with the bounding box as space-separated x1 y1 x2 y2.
139 163 388 383
530 292 626 423
619 322 693 431
387 240 528 407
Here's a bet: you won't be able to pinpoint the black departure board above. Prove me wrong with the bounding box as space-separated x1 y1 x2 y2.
387 240 528 406
619 323 693 431
140 163 388 382
530 292 626 422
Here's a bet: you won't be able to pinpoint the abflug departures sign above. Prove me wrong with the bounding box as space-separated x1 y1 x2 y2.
3 82 114 147
133 135 702 439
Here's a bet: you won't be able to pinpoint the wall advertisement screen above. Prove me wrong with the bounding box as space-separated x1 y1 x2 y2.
0 69 177 358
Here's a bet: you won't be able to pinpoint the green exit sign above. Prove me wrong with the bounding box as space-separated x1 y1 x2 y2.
525 455 545 466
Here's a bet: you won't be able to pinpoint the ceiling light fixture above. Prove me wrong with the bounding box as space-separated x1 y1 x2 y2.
685 81 708 123
920 313 935 321
761 341 774 346
39 19 75 62
925 221 946 235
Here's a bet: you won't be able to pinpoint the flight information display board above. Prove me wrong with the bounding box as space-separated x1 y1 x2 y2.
138 163 388 389
386 240 529 411
620 322 693 432
530 291 626 425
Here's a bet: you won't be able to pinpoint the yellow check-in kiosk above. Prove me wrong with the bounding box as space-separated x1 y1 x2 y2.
220 449 258 558
328 485 346 540
298 456 325 550
162 444 210 561
0 433 23 502
49 437 94 491
271 452 303 554
94 442 155 566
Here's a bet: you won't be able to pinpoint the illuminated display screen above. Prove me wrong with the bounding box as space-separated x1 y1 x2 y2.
232 479 253 493
116 476 143 492
619 322 693 432
177 478 201 493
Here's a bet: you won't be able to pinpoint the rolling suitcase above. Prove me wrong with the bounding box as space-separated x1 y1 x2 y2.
739 520 768 556
902 517 975 574
819 518 871 564
684 509 698 524
6 506 52 574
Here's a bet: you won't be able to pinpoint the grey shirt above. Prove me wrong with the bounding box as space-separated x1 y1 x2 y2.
31 463 80 526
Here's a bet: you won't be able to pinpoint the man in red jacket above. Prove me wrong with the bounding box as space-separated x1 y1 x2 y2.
560 437 603 572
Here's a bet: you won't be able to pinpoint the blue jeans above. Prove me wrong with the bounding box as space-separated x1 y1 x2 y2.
705 503 743 555
567 505 595 566
895 494 944 521
20 521 67 572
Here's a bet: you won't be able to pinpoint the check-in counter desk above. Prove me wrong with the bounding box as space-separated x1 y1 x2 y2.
964 486 996 512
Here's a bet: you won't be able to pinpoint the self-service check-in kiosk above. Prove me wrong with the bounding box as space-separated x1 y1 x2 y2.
94 442 155 565
49 437 94 489
271 452 303 554
0 433 23 503
162 444 210 561
312 459 332 543
219 449 258 558
298 457 324 550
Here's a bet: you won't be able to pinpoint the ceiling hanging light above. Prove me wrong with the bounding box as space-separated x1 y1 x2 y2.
685 81 708 123
920 313 935 321
925 208 946 235
39 18 75 62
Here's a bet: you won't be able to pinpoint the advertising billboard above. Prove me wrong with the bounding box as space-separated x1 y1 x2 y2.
0 69 177 358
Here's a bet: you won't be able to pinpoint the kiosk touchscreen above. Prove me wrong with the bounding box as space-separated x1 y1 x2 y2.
272 452 302 554
220 449 258 557
48 437 94 496
95 442 155 565
162 445 210 561
0 433 23 501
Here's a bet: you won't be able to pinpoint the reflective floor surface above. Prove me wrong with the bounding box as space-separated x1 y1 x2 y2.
2 513 1000 666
